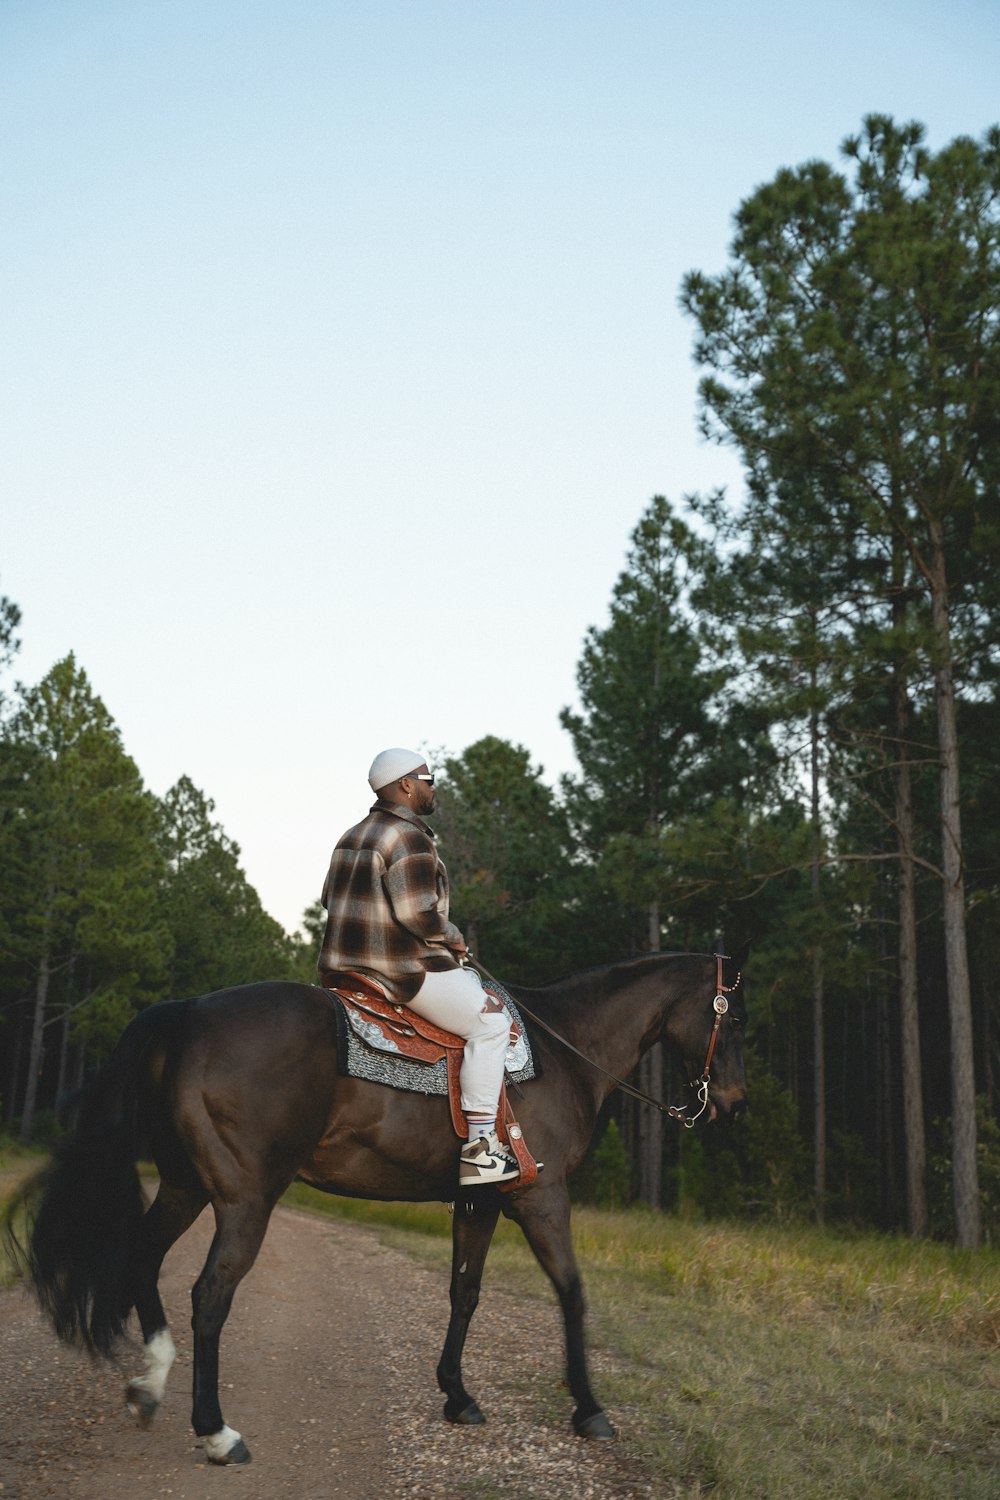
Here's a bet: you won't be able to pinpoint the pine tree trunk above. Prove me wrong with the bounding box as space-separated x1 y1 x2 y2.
812 946 825 1219
20 936 51 1143
982 977 995 1120
810 695 825 1220
4 1000 27 1126
637 899 663 1208
638 1046 663 1208
876 974 898 1227
65 1040 88 1130
928 519 980 1248
894 673 927 1237
54 1012 71 1119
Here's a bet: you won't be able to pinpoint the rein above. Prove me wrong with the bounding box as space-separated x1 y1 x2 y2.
468 953 740 1130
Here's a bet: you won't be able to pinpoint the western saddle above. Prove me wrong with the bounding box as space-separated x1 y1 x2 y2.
321 969 539 1189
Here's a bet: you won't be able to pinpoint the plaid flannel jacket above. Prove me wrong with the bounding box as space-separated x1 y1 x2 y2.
318 798 464 1001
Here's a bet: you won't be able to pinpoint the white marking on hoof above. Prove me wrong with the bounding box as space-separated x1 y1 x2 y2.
204 1425 246 1464
126 1329 176 1424
142 1329 176 1400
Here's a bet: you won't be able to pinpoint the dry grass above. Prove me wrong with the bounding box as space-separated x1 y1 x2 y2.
566 1209 1000 1348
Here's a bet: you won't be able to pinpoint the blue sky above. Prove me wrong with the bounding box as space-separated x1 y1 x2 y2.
3 0 998 932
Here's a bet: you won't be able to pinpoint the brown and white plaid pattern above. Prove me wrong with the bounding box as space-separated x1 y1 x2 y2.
318 799 463 1001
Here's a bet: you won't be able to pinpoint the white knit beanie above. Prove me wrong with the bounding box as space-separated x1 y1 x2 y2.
368 747 425 792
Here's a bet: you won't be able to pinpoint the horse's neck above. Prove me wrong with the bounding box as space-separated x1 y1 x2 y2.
534 954 703 1103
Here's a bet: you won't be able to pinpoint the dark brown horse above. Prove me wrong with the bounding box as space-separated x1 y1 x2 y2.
10 947 748 1464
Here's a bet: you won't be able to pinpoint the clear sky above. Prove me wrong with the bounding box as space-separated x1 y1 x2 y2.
3 0 998 934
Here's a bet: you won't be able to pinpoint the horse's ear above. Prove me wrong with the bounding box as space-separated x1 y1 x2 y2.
732 939 751 972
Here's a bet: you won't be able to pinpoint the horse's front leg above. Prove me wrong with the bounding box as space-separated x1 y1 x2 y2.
504 1182 615 1439
437 1193 501 1425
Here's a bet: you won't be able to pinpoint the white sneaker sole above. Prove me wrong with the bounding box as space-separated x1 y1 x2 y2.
460 1170 520 1186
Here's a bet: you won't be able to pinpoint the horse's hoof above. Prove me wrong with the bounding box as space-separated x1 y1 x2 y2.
125 1381 159 1429
203 1426 252 1465
207 1438 252 1466
574 1409 616 1440
444 1398 486 1426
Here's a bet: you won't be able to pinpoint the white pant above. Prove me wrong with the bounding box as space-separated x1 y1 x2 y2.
407 967 509 1116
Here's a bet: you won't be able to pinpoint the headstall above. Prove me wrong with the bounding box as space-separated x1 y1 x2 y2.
681 953 741 1127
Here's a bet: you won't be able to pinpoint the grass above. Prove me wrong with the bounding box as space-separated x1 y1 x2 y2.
282 1186 1000 1498
0 1136 46 1190
0 1139 48 1287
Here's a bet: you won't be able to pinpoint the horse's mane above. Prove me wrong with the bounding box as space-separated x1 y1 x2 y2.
506 950 704 1009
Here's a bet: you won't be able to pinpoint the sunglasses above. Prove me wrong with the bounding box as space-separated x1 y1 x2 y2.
408 773 435 785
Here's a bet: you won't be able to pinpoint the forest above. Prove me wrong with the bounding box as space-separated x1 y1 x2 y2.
2 118 998 1247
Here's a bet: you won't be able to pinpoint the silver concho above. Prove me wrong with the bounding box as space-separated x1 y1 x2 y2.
713 994 729 1015
347 1010 402 1053
504 1008 530 1072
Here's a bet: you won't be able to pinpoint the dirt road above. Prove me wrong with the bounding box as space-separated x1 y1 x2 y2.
0 1203 662 1499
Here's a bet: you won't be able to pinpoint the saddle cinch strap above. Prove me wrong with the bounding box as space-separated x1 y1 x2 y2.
322 970 539 1190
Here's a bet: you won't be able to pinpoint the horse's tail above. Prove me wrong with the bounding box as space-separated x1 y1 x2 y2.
4 998 194 1358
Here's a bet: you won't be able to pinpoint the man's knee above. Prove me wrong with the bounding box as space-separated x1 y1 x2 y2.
476 1007 510 1041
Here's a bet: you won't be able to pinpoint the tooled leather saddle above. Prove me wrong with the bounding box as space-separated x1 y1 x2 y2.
321 969 539 1189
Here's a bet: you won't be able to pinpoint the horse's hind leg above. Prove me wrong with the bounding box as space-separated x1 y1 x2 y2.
504 1182 615 1439
437 1194 501 1425
190 1199 275 1465
125 1181 208 1427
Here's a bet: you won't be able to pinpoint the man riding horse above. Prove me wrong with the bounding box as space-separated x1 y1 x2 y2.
317 746 521 1186
11 788 747 1457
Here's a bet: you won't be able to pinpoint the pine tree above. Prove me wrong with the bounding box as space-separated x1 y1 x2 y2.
4 656 170 1140
433 736 573 983
156 775 297 994
682 116 1000 1245
560 497 760 1205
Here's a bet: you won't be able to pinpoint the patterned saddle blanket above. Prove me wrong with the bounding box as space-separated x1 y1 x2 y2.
321 969 537 1137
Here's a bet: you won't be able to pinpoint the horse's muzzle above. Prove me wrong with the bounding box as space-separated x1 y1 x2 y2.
712 1092 748 1125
